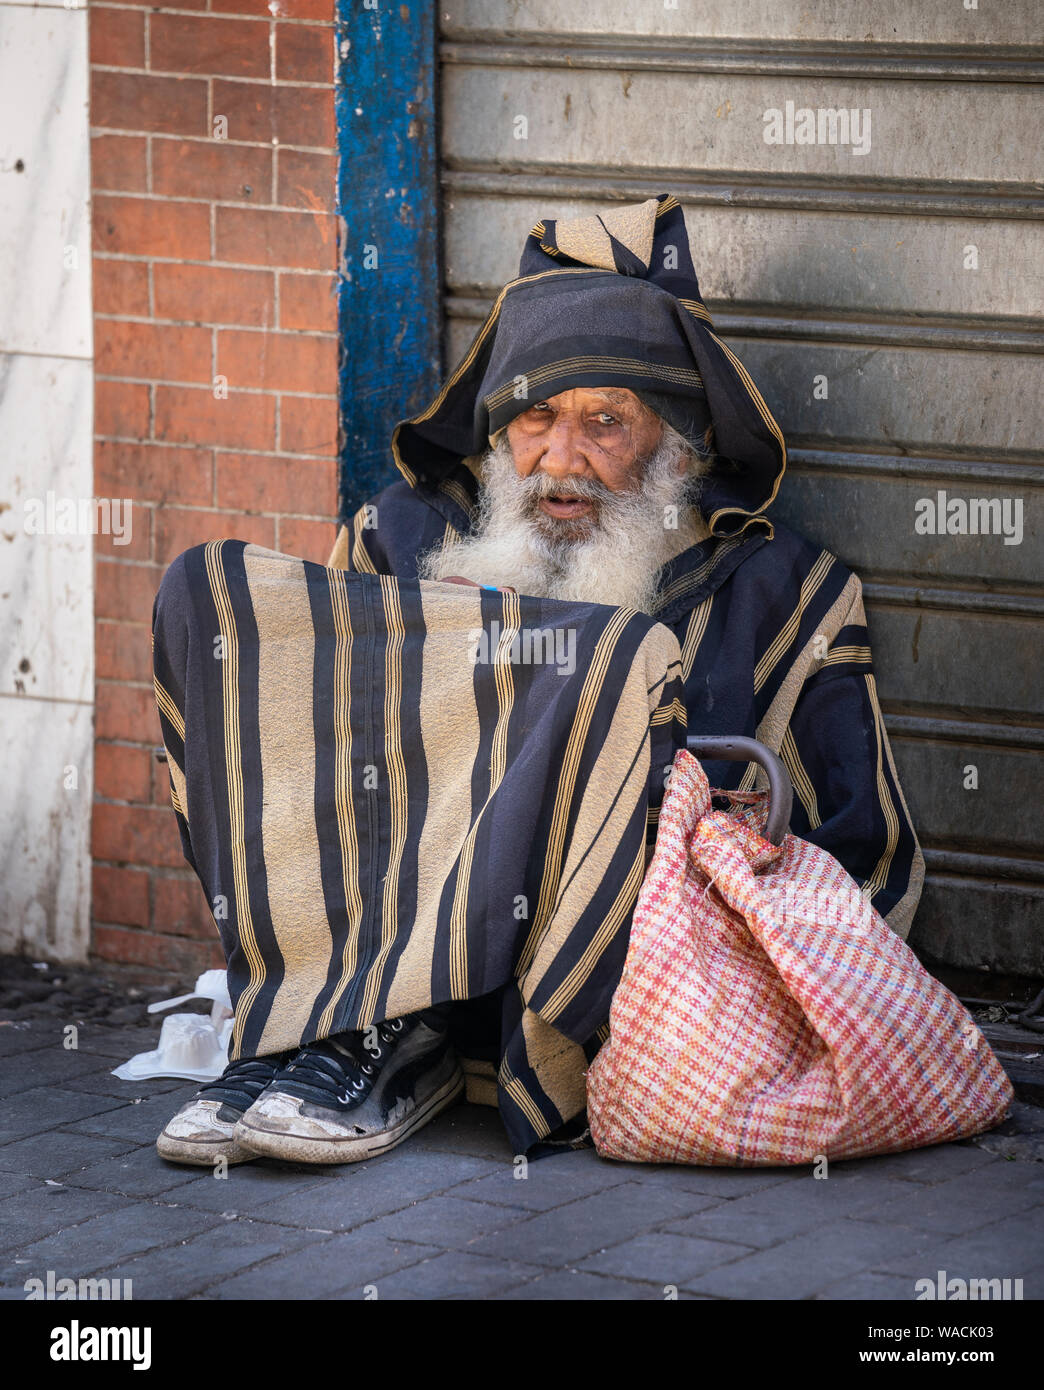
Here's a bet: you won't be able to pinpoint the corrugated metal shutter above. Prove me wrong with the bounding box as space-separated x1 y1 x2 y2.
437 2 1043 975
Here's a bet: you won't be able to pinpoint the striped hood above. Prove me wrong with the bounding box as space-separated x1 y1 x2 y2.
392 193 787 542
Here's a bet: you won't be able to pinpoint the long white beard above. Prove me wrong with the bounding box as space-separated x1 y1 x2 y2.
418 427 708 614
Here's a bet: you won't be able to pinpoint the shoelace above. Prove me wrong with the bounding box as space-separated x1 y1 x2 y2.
276 1018 408 1106
196 1055 286 1106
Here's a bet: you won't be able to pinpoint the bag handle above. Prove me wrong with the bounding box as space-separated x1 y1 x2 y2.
686 735 794 847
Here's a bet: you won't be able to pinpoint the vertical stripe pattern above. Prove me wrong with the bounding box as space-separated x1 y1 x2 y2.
152 541 685 1155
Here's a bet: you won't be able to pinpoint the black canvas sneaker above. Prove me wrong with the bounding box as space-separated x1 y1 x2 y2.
233 1010 463 1164
156 1054 290 1166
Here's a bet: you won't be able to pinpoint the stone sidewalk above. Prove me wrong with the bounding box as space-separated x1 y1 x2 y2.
1 1018 1042 1301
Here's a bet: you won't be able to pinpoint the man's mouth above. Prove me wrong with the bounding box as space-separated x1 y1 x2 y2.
537 495 596 521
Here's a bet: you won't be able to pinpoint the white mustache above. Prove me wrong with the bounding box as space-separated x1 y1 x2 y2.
418 424 710 613
519 472 611 504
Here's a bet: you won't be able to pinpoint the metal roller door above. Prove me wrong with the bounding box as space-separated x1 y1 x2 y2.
436 1 1043 975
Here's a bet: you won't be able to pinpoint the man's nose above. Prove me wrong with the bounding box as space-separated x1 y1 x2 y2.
534 417 587 477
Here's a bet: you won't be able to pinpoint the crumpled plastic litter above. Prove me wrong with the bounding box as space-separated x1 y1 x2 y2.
111 969 234 1082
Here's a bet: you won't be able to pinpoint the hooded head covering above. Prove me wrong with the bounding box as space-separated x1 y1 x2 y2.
392 193 786 540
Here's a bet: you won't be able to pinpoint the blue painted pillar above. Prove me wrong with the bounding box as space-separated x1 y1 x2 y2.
335 1 441 519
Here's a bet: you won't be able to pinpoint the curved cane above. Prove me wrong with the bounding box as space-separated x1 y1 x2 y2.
686 735 794 848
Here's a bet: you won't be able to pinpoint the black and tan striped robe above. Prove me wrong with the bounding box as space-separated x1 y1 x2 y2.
329 478 924 944
152 539 687 1155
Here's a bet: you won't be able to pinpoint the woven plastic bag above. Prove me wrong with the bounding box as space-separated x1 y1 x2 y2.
586 749 1013 1165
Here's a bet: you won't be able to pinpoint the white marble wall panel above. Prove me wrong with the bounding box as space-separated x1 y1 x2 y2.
0 353 94 703
0 0 93 963
0 696 92 961
0 5 92 358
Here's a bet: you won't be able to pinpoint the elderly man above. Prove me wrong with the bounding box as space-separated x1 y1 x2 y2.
155 194 922 1169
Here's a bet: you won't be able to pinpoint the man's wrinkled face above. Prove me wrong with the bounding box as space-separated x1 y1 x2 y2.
505 388 680 540
417 383 709 612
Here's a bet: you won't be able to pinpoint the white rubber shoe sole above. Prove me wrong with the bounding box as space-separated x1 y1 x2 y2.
233 1070 464 1165
156 1132 256 1166
156 1098 256 1166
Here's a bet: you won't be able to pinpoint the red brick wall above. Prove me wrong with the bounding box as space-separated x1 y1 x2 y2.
89 0 340 977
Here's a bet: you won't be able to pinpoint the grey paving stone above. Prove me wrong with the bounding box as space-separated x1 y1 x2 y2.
872 1206 1044 1283
356 1194 534 1250
407 1102 515 1160
0 1046 116 1097
158 1158 342 1215
829 1143 999 1185
814 1271 922 1300
661 1203 808 1250
0 1171 35 1201
52 1027 162 1060
0 1130 139 1180
61 1072 194 1100
2 1008 1038 1303
685 1220 935 1300
62 1092 201 1143
92 1217 322 1299
0 1087 128 1144
2 1199 220 1281
967 1101 1044 1164
767 1167 923 1212
624 1162 808 1200
465 1180 714 1267
859 1160 1044 1236
661 1169 910 1250
336 1250 545 1300
1017 1262 1044 1299
578 1230 755 1284
494 1268 683 1300
0 1184 130 1257
223 1149 504 1230
446 1149 630 1211
0 1024 53 1057
202 1231 443 1299
973 1131 1044 1164
745 1166 918 1217
61 1147 206 1199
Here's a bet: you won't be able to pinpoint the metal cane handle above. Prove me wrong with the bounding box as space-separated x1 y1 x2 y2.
686 735 794 847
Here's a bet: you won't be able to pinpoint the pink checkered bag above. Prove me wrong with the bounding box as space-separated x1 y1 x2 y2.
586 748 1013 1165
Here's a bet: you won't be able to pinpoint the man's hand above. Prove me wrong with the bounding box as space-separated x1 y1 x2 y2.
439 576 517 593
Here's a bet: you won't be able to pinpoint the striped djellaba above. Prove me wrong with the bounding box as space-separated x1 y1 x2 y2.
152 539 687 1155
